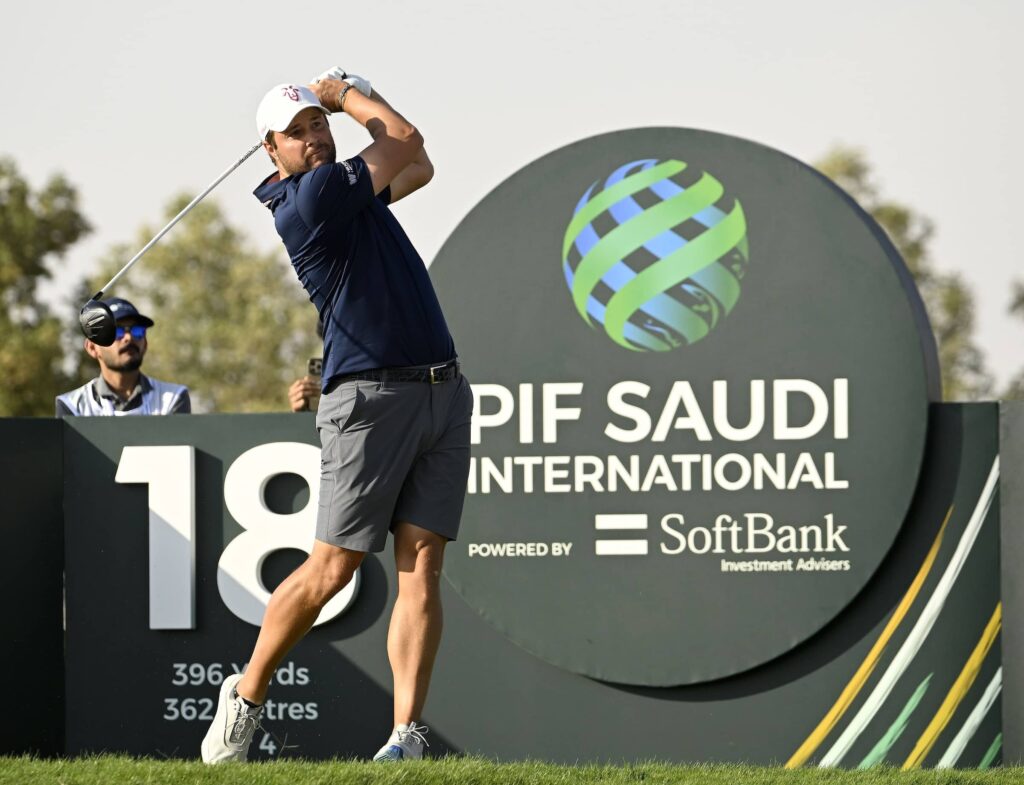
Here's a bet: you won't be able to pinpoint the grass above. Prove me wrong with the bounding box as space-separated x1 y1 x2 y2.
1 757 1023 785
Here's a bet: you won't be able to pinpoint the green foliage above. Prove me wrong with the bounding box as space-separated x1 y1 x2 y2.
1005 282 1024 400
815 147 992 402
79 195 320 412
0 157 91 416
0 756 1021 785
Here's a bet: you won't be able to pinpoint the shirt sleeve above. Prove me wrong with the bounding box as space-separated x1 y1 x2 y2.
295 156 376 226
55 398 74 418
170 389 192 414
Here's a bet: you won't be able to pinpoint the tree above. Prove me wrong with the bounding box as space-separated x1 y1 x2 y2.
1005 282 1024 400
0 157 91 416
76 195 320 412
815 147 992 401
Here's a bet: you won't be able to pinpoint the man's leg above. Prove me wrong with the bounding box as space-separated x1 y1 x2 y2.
202 540 364 764
238 540 365 703
388 521 447 726
374 373 471 761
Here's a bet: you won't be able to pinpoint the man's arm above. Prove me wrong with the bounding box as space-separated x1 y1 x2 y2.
310 80 423 196
367 91 433 203
385 144 434 203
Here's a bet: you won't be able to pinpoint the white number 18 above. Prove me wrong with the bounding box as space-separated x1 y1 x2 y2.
114 442 359 630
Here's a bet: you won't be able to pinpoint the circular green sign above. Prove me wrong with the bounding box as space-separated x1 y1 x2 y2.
433 128 938 686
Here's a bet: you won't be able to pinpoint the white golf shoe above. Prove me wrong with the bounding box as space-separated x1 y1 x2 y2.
200 673 263 763
372 721 430 761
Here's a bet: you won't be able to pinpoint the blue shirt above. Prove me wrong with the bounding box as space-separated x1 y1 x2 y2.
253 156 456 389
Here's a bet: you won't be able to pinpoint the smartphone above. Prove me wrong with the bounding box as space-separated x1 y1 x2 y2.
307 358 323 411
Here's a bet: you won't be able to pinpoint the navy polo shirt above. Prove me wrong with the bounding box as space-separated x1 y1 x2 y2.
254 156 456 389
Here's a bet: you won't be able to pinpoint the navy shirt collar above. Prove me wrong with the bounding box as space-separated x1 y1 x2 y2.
254 172 288 211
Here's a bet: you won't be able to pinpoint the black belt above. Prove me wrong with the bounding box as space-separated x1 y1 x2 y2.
336 359 460 385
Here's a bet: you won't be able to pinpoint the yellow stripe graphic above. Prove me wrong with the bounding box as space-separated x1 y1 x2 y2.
902 602 1002 769
785 507 951 768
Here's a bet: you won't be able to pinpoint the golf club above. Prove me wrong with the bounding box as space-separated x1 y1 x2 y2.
79 141 263 345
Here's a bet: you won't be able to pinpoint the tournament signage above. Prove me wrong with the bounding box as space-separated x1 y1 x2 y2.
432 128 940 686
31 406 1003 765
8 126 1006 766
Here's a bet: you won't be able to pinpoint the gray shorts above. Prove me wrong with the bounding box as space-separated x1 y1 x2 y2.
314 367 473 552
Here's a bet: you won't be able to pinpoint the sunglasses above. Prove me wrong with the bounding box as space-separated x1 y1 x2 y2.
114 325 148 341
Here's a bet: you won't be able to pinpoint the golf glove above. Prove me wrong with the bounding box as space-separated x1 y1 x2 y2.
312 66 371 97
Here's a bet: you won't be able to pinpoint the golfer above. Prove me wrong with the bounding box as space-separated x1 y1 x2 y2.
201 71 472 764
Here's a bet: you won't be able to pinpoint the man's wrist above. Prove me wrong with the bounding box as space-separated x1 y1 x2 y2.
338 84 354 112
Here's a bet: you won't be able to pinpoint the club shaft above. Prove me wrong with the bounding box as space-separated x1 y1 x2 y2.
95 141 263 297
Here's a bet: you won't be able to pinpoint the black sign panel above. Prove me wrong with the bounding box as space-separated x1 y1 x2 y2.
1 419 63 756
57 408 1000 767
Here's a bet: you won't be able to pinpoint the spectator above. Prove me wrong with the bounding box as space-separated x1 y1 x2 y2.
288 317 324 412
56 298 190 417
288 373 320 412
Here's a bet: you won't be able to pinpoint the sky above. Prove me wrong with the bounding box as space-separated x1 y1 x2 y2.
5 0 1022 392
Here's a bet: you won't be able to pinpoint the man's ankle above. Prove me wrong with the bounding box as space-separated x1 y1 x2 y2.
234 680 264 707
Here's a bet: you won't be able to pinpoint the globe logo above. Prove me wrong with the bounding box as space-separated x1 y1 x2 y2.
562 159 750 351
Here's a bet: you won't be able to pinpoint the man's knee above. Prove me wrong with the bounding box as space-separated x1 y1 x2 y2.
394 523 447 590
304 542 364 602
319 561 357 597
395 523 445 565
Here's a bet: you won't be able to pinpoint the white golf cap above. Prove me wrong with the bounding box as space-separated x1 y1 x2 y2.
256 83 329 141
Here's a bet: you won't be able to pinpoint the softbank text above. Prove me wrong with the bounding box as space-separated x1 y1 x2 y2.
660 513 849 555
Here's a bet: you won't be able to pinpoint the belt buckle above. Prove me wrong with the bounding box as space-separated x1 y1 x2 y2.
429 364 445 384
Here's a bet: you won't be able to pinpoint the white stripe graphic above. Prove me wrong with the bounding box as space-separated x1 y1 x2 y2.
595 514 648 530
820 457 1000 767
595 540 649 556
936 666 1003 768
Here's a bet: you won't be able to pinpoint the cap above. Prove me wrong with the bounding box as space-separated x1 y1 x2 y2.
256 83 329 141
103 297 154 327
